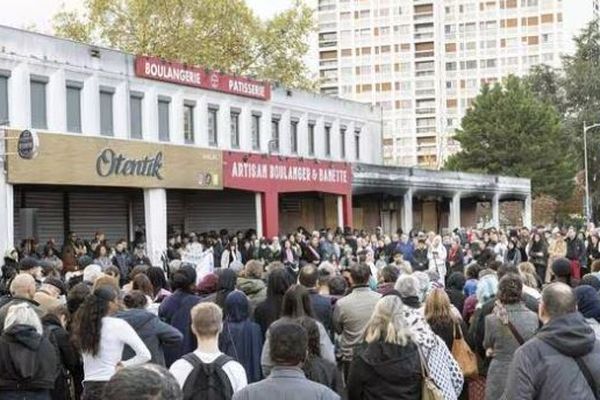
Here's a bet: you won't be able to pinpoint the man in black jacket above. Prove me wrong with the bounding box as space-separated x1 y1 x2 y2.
299 265 333 338
566 226 585 282
411 239 428 271
503 283 600 399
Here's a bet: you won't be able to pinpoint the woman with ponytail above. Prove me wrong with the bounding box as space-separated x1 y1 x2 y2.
346 296 423 400
71 286 150 400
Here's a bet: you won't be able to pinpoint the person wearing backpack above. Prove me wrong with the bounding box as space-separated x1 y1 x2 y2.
169 302 247 400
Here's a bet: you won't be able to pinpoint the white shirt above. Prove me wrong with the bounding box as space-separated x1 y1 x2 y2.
82 317 151 382
169 349 248 393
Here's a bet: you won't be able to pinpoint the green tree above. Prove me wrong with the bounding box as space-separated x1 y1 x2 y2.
53 0 316 90
445 75 576 200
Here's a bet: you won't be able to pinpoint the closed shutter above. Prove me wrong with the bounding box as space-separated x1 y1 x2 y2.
132 192 145 232
184 190 256 233
167 191 185 234
22 190 64 244
69 191 128 244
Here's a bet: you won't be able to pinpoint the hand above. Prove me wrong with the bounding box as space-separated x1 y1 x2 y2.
115 362 124 372
486 348 494 358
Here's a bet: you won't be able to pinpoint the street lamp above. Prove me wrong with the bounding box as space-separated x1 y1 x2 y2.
583 122 600 222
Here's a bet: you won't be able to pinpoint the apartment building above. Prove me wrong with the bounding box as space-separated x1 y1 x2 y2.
317 0 598 167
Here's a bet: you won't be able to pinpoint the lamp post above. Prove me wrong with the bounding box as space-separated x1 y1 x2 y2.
583 122 600 222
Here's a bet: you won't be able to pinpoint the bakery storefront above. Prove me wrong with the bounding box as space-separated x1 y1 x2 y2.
6 130 221 261
223 151 352 237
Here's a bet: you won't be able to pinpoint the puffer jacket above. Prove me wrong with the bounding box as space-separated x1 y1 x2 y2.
502 312 600 400
237 277 267 312
0 324 58 391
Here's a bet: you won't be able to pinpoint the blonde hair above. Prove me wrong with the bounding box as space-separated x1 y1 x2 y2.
191 302 223 338
364 296 412 346
424 288 454 322
518 262 539 289
4 303 42 334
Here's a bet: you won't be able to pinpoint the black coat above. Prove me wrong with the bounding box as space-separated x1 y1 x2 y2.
0 324 58 392
303 355 343 396
347 340 422 400
412 248 428 271
308 290 333 338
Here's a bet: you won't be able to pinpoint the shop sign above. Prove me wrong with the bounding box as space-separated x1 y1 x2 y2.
223 151 352 195
6 130 222 190
17 129 39 160
135 56 271 101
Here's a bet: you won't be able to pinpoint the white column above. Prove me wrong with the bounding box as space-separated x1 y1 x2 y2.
491 192 500 228
0 130 14 251
449 192 461 229
81 75 100 135
143 188 167 267
401 189 413 234
337 195 344 228
255 192 263 238
523 195 532 228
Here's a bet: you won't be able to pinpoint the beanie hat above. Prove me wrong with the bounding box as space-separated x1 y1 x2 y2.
551 257 571 277
580 274 600 292
19 256 42 271
44 277 67 296
574 285 600 320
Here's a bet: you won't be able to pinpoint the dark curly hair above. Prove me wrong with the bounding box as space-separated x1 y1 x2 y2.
498 273 523 305
71 285 117 356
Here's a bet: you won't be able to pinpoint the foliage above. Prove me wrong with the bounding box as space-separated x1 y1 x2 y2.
53 0 316 90
445 75 576 200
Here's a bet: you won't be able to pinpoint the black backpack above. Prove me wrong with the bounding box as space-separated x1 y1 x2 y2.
182 353 234 400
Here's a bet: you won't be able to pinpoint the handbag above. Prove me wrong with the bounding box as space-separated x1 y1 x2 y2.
451 322 478 378
417 346 444 400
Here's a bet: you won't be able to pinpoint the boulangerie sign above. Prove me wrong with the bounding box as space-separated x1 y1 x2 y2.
134 56 271 100
223 151 352 195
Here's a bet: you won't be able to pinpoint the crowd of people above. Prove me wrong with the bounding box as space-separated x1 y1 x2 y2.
0 223 599 400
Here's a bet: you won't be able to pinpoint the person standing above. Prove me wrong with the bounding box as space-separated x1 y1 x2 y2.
298 265 333 335
503 282 600 399
112 239 132 286
333 263 381 379
527 233 548 285
566 227 585 282
428 235 448 281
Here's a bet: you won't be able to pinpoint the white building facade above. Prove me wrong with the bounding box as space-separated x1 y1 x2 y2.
317 0 598 167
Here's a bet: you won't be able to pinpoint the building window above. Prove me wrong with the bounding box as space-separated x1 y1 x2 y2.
340 127 346 158
208 106 218 147
354 129 361 160
325 124 331 157
100 87 114 136
129 91 143 139
230 110 240 149
308 122 315 156
0 71 8 126
158 97 170 142
270 117 279 152
252 113 261 150
30 76 48 130
66 81 82 133
183 101 195 144
290 119 298 154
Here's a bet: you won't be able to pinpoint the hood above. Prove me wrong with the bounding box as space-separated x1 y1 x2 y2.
537 312 597 357
4 324 42 350
237 277 266 295
224 290 250 322
360 341 420 381
115 308 155 330
218 269 238 291
447 272 466 291
574 285 600 321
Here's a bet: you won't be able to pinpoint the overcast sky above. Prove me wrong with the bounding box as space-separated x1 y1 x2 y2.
0 0 294 33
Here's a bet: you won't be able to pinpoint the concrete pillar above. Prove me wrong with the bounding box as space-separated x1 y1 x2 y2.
143 188 167 266
255 193 263 238
522 195 532 228
343 194 353 228
449 192 461 230
0 130 14 252
401 189 413 234
337 196 344 228
491 192 500 228
262 191 279 238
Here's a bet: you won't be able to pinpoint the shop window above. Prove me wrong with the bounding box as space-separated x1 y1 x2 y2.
252 112 261 151
270 116 279 152
0 70 8 126
30 75 48 130
230 109 240 149
100 87 115 136
354 129 360 160
129 91 143 139
340 126 346 158
183 100 195 144
290 119 299 154
208 106 219 147
66 81 82 133
157 96 170 142
308 122 315 156
325 124 331 157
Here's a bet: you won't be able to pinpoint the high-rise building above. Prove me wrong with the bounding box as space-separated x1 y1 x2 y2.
317 0 598 168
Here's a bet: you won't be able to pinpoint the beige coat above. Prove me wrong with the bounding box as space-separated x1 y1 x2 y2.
546 238 567 283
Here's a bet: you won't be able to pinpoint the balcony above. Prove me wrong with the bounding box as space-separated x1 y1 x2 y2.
319 40 338 48
414 13 434 22
416 107 436 115
414 32 434 41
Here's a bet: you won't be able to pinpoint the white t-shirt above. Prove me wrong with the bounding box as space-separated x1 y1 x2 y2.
82 317 151 382
169 350 248 393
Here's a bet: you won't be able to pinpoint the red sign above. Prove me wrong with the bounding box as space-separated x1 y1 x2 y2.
134 56 271 101
223 152 352 195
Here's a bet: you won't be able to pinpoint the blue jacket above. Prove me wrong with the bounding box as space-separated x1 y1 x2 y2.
396 241 414 263
158 290 201 366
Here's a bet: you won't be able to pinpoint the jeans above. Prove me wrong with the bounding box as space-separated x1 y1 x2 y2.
2 390 51 400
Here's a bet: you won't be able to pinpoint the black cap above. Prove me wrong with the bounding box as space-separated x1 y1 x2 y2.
44 277 67 296
19 256 42 271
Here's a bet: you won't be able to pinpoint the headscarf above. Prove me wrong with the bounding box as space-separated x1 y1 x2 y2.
216 269 238 308
196 273 218 295
476 274 498 307
224 290 250 323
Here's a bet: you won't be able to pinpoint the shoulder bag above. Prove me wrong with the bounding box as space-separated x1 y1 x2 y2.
452 321 478 378
417 346 444 400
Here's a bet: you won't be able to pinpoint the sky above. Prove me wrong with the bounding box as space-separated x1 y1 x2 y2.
0 0 294 33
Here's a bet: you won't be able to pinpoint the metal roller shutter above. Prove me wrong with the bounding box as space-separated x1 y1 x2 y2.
131 191 145 233
69 191 129 244
167 191 185 234
13 187 21 245
184 190 256 233
22 190 65 245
